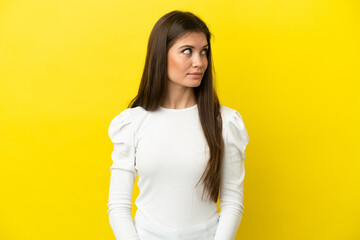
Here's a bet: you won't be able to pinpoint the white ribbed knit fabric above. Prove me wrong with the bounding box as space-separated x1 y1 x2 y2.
107 104 249 240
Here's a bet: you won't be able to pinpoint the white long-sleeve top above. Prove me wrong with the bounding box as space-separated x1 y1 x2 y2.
107 104 250 240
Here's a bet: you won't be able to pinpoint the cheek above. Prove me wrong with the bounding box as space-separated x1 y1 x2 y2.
169 56 187 73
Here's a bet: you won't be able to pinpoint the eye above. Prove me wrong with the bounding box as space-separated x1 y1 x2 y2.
182 48 191 54
182 48 208 55
202 48 209 55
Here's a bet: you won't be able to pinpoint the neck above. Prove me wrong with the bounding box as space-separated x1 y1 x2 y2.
160 81 197 109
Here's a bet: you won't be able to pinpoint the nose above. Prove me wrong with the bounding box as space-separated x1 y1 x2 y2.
192 53 205 69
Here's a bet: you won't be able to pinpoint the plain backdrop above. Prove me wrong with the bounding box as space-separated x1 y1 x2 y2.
0 0 359 239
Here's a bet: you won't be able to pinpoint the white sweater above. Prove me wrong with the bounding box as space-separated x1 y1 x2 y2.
107 104 250 240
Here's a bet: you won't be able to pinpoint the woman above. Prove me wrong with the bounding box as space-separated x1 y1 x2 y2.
107 10 250 240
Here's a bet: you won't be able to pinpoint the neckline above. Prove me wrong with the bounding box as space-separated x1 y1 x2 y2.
159 104 198 112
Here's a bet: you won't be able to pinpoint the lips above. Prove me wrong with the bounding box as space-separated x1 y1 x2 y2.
187 73 202 78
188 72 202 75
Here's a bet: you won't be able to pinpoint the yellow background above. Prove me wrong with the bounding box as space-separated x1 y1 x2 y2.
1 0 359 239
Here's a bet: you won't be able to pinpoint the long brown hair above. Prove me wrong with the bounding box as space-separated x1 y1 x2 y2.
128 10 224 203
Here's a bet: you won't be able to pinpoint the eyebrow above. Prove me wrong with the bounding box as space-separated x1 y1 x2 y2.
178 44 209 49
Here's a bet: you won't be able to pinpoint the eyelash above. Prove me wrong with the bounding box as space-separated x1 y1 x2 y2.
182 48 208 55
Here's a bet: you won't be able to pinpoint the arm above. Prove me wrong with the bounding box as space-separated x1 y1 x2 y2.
108 160 139 239
107 110 140 240
214 110 250 240
214 150 245 240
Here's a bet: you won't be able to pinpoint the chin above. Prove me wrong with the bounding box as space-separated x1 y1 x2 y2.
186 82 201 88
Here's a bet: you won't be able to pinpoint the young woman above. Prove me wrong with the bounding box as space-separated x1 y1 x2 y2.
107 10 250 240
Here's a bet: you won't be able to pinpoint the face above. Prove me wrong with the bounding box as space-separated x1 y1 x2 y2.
167 31 209 88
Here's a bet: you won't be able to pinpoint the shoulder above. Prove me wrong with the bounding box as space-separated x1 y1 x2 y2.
220 104 249 153
108 106 146 142
109 106 146 125
220 104 246 127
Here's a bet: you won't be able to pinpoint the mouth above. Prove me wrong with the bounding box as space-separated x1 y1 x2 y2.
187 72 202 77
187 74 202 78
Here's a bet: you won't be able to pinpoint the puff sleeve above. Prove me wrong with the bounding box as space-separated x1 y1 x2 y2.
107 109 140 240
214 110 250 240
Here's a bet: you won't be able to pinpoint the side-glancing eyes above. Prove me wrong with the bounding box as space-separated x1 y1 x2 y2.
182 48 208 56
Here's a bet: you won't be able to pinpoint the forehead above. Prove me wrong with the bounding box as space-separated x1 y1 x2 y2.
173 32 208 46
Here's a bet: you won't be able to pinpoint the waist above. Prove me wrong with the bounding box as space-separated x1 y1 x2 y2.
134 210 219 240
